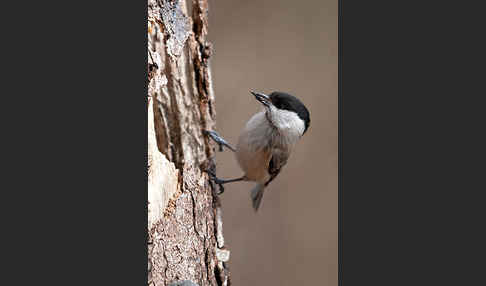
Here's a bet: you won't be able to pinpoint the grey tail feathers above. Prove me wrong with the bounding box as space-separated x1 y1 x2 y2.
250 183 265 212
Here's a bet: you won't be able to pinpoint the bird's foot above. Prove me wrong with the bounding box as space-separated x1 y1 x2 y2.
204 159 225 195
203 130 236 152
206 168 225 195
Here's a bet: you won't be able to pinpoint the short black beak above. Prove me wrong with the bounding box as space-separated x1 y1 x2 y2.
250 91 271 107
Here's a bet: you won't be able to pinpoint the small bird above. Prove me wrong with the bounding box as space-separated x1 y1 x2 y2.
205 91 310 211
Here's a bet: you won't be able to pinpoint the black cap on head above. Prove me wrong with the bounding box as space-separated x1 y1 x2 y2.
269 91 310 134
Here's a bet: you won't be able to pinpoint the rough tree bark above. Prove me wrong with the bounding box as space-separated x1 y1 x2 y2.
147 0 230 285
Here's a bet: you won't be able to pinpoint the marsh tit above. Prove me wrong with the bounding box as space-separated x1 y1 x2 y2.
205 91 310 211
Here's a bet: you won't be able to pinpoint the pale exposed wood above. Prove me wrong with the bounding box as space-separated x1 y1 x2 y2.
148 96 179 229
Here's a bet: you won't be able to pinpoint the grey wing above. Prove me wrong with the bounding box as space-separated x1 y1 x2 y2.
265 149 289 186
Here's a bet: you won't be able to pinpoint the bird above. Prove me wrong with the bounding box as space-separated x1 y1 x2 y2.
204 91 310 211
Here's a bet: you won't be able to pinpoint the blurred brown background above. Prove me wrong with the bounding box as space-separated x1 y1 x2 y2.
207 0 337 285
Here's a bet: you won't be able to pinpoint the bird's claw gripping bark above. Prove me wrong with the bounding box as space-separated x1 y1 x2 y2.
206 168 225 195
203 130 236 152
204 159 225 195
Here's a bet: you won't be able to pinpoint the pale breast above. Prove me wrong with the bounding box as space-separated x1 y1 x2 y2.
235 112 273 182
235 110 302 182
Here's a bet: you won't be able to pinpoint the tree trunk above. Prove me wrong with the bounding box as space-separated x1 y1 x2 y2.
147 0 230 285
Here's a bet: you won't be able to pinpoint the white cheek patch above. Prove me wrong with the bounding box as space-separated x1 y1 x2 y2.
271 108 305 139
